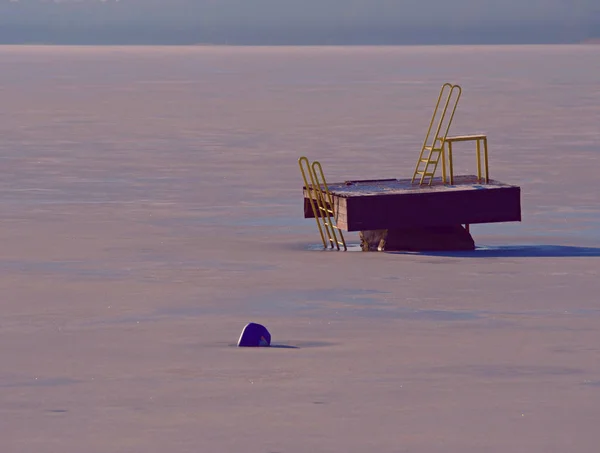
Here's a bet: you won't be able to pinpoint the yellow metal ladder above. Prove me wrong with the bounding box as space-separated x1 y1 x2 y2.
298 157 347 251
412 83 462 186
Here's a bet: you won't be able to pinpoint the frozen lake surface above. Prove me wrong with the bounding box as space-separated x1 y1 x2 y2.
1 45 600 453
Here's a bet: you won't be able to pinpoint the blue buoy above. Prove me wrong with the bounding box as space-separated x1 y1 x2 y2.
237 323 271 347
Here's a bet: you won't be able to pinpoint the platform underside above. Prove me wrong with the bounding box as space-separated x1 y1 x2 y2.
303 175 521 232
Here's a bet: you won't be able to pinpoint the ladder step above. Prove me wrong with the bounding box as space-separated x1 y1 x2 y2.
416 171 435 176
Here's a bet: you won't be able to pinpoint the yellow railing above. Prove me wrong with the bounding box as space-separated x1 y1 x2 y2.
443 134 489 185
298 157 347 251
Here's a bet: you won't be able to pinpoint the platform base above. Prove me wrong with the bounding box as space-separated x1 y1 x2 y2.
304 176 521 231
359 225 475 252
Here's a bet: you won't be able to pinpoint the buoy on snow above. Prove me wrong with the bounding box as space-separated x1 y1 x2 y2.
237 322 271 347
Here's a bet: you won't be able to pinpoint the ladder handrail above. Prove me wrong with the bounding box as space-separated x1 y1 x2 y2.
412 83 462 186
298 156 328 248
422 83 453 152
432 84 462 148
312 161 347 251
298 157 347 251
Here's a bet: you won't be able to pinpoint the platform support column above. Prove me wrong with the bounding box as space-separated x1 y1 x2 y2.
361 225 475 252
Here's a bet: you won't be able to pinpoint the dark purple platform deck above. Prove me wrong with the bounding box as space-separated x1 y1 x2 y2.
303 175 521 232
